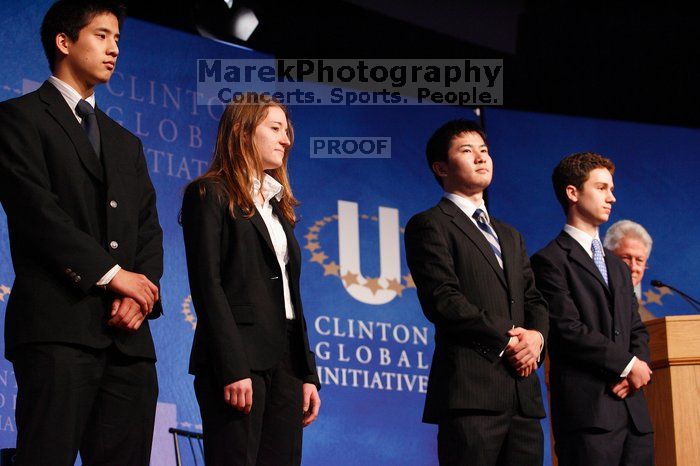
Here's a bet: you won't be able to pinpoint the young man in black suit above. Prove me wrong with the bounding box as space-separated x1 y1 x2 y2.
0 1 163 465
531 153 654 466
404 119 548 466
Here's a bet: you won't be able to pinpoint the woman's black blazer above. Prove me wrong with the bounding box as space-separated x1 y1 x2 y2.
181 178 319 387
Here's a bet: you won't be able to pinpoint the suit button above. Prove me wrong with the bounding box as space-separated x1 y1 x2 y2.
109 200 118 208
510 299 515 304
74 275 81 283
614 330 620 336
110 241 119 250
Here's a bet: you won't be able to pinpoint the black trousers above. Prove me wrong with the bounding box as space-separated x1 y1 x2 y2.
11 343 158 466
437 392 544 466
554 408 654 466
194 321 305 466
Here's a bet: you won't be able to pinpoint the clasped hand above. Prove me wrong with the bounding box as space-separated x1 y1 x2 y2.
106 269 159 332
610 358 652 400
505 327 542 378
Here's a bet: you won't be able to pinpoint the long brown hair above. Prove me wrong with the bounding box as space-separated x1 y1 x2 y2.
196 93 299 225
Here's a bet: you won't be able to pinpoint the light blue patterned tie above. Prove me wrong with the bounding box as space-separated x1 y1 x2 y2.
591 238 608 286
473 209 503 269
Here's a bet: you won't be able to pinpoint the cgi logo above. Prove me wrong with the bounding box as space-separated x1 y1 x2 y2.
310 137 391 159
0 284 10 304
304 200 415 306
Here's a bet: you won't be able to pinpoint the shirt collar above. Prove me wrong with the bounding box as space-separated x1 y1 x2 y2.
444 192 490 223
48 76 96 120
252 174 284 204
563 224 604 257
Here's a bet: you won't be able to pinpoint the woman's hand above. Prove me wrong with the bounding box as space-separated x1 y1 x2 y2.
302 383 321 427
224 378 253 414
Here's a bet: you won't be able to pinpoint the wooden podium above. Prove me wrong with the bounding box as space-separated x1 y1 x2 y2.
645 315 700 466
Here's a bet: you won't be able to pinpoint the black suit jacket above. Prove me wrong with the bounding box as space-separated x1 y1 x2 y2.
181 179 319 388
531 231 653 434
0 81 163 361
404 198 548 424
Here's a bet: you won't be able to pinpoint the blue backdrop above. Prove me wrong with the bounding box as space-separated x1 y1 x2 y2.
0 2 698 464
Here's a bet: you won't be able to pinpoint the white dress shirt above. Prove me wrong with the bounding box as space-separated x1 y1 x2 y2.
253 175 295 320
47 76 121 287
444 192 491 231
563 224 604 260
563 224 636 377
444 192 543 359
48 75 95 124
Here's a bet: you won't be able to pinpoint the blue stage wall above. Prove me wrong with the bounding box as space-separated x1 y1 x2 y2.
0 2 698 465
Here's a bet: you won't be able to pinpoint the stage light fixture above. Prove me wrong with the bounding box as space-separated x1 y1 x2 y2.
195 0 259 44
230 6 259 41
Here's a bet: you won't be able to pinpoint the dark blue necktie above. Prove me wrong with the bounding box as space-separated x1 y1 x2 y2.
75 99 101 158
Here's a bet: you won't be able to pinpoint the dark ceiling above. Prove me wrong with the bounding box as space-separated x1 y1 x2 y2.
124 0 700 129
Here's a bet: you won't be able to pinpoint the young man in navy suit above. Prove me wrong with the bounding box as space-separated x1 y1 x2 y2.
531 152 654 466
405 119 548 466
0 1 163 464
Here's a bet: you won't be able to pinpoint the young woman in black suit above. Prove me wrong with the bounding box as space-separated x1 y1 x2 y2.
181 93 320 465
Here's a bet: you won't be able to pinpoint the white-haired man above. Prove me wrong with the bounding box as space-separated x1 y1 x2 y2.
604 220 655 321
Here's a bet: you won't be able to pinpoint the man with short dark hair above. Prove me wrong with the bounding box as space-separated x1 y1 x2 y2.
404 119 548 465
531 153 654 466
0 1 163 464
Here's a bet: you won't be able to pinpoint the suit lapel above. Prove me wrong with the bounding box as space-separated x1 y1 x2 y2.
491 220 517 292
96 108 120 189
249 208 276 255
38 81 104 183
557 231 612 297
250 199 300 278
439 198 507 288
272 199 300 272
604 251 620 313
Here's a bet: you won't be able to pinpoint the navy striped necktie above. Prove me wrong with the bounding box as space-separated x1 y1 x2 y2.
473 208 503 268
